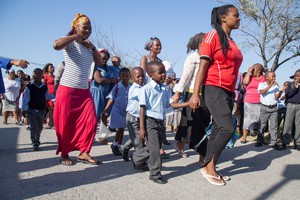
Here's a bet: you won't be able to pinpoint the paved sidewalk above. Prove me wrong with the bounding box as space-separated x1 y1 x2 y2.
0 115 299 200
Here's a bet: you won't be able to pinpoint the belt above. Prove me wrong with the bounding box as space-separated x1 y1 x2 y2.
186 88 202 95
262 104 277 109
146 116 164 123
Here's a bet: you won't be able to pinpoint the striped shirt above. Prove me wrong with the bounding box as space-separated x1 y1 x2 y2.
60 41 93 89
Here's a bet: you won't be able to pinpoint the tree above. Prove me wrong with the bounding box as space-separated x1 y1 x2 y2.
90 22 140 69
230 0 300 71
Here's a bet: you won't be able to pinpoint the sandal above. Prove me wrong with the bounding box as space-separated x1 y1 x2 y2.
218 173 231 181
178 150 188 158
240 140 247 144
60 155 73 166
77 155 100 165
200 168 225 186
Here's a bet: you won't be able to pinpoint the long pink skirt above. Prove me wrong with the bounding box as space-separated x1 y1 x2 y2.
54 85 97 157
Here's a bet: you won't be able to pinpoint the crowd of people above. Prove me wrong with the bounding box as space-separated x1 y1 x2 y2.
1 4 300 186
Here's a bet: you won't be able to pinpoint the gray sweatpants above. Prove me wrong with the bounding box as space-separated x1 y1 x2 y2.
257 105 278 146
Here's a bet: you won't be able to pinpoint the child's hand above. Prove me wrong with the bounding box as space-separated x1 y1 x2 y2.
101 111 108 118
189 94 200 112
188 101 194 108
172 92 180 103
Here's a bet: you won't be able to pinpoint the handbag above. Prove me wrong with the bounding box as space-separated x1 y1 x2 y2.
96 120 112 142
194 115 238 150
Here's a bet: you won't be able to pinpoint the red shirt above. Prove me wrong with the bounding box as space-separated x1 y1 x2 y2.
200 30 243 92
43 74 55 94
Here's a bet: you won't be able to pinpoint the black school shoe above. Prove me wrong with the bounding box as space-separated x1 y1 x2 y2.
111 144 122 156
255 142 262 147
149 176 167 184
130 155 149 172
121 148 129 161
271 143 283 151
31 143 40 151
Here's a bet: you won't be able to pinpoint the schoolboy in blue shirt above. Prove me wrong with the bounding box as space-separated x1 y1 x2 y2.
139 61 191 184
121 67 150 171
255 71 287 150
22 68 54 150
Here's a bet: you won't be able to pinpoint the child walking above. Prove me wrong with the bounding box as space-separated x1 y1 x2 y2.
102 68 131 155
121 67 150 171
139 61 191 184
22 68 54 150
255 71 287 150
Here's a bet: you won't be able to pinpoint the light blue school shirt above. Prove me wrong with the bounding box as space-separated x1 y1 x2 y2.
126 82 142 118
257 82 279 106
139 79 170 120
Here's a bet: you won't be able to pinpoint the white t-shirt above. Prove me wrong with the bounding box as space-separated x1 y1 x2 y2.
258 82 279 105
3 78 21 101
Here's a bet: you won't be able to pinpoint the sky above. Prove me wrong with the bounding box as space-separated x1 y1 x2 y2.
0 0 296 86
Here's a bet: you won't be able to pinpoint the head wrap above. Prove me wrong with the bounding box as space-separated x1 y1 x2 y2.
98 48 110 59
71 13 90 29
144 37 160 51
67 13 90 36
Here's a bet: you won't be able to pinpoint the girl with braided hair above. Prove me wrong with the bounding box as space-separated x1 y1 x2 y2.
53 13 102 166
189 5 243 185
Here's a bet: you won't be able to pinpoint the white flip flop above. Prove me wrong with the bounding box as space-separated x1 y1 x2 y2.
200 168 225 186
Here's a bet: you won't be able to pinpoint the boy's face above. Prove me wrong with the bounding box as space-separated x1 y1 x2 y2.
100 53 109 66
131 69 145 86
32 70 43 82
112 58 121 67
294 72 300 83
150 64 166 84
164 76 172 85
120 71 130 83
266 72 276 82
283 82 290 88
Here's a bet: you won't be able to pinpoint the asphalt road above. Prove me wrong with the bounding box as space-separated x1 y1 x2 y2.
0 116 299 200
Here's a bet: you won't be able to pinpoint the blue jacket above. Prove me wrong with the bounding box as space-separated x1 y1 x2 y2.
0 57 12 93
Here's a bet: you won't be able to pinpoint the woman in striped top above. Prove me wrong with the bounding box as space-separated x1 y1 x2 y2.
53 13 102 166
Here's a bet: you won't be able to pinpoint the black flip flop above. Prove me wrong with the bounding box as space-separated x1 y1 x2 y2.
77 157 100 165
